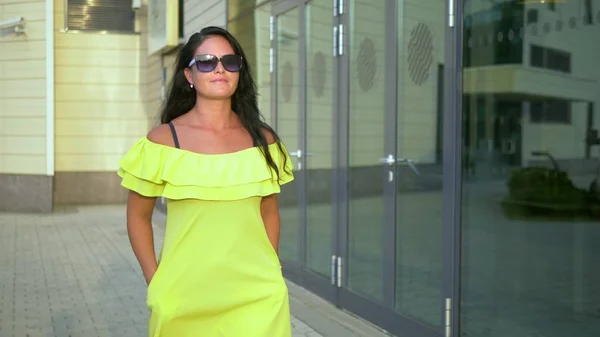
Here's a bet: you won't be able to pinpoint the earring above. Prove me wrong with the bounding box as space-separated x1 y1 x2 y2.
189 83 194 88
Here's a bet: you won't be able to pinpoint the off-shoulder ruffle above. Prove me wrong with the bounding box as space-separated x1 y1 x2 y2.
117 137 294 200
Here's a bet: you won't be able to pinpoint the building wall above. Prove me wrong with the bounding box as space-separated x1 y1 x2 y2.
228 2 273 133
146 12 163 130
462 1 600 167
184 0 227 38
52 0 154 205
50 0 228 206
521 2 600 162
0 0 52 212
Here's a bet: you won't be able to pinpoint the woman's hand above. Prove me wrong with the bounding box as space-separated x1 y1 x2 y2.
126 190 159 287
144 267 157 286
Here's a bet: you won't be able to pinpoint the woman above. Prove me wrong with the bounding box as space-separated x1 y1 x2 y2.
117 26 294 337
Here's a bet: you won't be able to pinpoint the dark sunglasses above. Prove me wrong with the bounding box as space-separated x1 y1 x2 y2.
188 54 243 73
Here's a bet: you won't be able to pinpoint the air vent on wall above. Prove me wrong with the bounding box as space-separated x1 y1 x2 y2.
66 0 135 33
357 37 376 92
407 22 433 86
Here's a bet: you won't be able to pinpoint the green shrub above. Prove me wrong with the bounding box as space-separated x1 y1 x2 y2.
505 166 586 207
499 166 600 220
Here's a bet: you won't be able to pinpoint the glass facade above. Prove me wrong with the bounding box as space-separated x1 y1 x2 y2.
228 0 600 336
460 1 600 336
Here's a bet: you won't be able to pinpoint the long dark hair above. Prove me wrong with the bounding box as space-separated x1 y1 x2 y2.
160 26 290 183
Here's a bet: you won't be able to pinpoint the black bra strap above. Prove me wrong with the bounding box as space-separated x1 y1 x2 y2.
168 122 180 149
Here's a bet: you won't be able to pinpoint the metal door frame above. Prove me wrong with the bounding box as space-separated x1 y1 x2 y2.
444 1 463 336
271 0 339 304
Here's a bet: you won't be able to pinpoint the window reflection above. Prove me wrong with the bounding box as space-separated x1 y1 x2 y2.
461 1 600 336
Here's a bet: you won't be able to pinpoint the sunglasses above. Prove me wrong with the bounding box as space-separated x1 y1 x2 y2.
188 54 243 73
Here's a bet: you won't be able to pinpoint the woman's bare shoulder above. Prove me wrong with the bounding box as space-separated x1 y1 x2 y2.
147 123 176 147
261 127 277 145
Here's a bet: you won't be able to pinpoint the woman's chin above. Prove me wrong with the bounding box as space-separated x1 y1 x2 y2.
200 91 235 100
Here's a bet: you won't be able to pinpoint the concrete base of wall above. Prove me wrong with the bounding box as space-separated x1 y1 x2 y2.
0 174 53 212
54 172 127 205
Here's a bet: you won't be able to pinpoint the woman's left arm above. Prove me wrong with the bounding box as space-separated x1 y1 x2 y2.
261 193 281 254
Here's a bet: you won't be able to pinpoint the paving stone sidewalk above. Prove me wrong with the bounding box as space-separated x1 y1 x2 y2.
0 205 322 337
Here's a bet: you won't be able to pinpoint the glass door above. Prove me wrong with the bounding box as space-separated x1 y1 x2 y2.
273 0 460 335
273 2 302 265
273 0 338 302
394 0 446 331
343 0 389 306
336 0 457 336
304 0 337 295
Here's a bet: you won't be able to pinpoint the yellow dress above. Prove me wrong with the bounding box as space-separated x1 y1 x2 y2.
117 137 294 337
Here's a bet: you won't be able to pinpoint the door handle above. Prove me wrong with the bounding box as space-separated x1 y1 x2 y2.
289 150 312 158
378 154 396 165
378 154 420 175
289 150 312 171
397 158 420 176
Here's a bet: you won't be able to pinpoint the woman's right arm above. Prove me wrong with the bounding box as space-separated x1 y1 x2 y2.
127 191 158 285
126 123 174 285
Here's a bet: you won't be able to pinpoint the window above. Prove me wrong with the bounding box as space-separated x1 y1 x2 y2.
530 44 544 67
527 9 538 24
530 44 571 73
530 100 571 124
463 1 524 67
66 0 135 33
178 0 184 39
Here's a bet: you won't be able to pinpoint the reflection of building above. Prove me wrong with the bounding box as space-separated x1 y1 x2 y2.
463 0 600 179
1 1 599 337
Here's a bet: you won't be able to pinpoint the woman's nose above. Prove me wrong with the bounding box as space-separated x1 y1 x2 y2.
214 61 225 73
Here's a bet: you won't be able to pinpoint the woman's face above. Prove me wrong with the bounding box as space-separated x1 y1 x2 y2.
184 36 240 100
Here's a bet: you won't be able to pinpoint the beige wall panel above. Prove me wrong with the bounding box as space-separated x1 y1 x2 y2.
1 136 46 155
55 32 140 50
55 84 144 103
0 60 45 79
0 41 46 61
56 154 125 172
56 66 143 85
1 155 46 175
0 0 47 175
3 1 45 17
54 49 142 68
55 137 139 156
54 1 153 172
56 120 151 137
56 101 147 120
0 78 45 99
0 0 41 4
0 117 45 136
0 98 45 118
